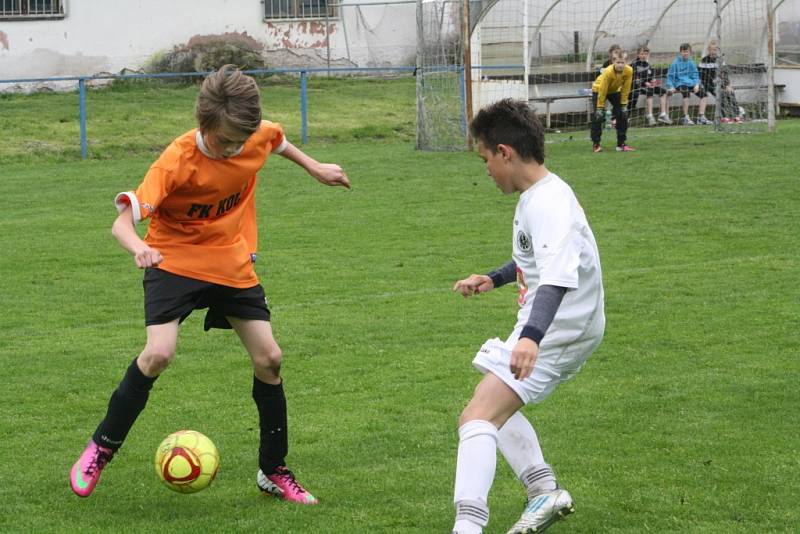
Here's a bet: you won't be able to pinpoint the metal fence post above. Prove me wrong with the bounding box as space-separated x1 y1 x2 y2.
79 78 87 159
300 70 308 144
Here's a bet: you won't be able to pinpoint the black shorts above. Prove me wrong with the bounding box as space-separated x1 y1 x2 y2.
143 268 271 330
675 85 707 98
635 85 667 97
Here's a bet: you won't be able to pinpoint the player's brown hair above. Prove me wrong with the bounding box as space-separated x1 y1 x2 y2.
679 42 692 52
469 99 545 164
196 64 262 136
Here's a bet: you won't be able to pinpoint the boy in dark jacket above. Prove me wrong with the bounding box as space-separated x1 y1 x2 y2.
629 46 671 125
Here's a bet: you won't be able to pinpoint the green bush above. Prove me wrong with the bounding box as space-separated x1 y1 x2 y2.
146 38 268 74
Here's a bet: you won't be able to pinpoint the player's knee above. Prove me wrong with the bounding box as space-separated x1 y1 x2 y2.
140 345 175 374
459 398 484 427
253 344 282 373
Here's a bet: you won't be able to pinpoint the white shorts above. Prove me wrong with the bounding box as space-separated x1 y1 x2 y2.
472 330 602 405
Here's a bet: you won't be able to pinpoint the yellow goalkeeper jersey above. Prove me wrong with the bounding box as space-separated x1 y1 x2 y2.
592 64 633 108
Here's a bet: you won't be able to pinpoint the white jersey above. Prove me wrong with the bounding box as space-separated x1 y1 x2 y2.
511 172 605 346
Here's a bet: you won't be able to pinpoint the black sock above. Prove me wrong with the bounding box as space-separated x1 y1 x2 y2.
92 358 157 451
252 376 288 473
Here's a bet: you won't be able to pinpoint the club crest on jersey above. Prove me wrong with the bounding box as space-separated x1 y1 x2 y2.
517 230 533 253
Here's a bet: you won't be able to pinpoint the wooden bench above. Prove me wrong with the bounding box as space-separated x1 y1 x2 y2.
528 93 591 128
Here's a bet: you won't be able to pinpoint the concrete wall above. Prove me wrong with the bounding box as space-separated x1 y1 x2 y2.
0 0 417 82
775 67 800 104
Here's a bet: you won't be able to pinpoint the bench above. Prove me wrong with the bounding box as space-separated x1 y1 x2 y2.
528 93 591 128
529 84 786 128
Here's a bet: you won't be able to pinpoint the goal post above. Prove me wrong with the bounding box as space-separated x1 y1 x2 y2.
416 0 779 150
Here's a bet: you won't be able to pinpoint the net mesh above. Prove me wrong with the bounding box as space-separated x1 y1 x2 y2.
417 0 780 149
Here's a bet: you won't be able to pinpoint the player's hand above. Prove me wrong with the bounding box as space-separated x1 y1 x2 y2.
510 337 539 380
594 109 606 121
312 163 351 189
693 84 700 93
667 88 675 95
133 246 163 269
453 274 494 297
645 81 653 88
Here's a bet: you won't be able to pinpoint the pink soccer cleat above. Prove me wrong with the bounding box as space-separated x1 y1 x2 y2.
257 466 318 504
70 440 114 497
616 144 635 152
592 144 602 153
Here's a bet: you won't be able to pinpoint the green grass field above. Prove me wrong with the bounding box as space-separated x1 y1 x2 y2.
1 77 798 533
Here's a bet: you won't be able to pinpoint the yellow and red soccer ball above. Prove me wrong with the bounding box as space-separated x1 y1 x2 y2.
154 430 220 493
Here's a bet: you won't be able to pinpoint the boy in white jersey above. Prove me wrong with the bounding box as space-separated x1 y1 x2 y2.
451 99 605 534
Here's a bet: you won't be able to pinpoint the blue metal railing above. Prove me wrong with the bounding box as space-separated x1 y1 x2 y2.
1 64 525 158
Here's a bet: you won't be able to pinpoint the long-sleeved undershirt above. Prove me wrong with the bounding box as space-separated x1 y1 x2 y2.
487 260 566 345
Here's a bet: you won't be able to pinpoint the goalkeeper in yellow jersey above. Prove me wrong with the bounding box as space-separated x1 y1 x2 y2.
591 50 634 153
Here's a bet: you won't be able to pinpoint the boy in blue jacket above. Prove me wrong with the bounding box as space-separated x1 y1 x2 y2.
666 43 709 125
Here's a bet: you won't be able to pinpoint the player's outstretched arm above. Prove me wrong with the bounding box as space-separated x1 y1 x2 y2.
111 206 163 269
453 274 494 297
279 141 351 189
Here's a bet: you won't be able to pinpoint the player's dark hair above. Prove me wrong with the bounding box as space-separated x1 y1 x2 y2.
470 99 545 164
196 64 262 136
679 42 692 52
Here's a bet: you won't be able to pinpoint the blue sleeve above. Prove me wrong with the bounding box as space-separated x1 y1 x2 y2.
487 260 516 288
667 60 677 89
519 285 567 344
690 62 700 85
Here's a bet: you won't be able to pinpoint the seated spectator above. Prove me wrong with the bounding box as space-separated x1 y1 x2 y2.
699 40 744 123
666 43 708 125
629 45 671 125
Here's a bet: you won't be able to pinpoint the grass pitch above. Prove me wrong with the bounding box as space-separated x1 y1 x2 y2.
0 78 798 533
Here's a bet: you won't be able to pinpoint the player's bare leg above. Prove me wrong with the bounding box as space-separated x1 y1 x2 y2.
645 96 657 125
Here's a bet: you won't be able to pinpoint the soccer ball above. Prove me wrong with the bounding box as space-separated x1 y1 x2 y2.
154 430 220 493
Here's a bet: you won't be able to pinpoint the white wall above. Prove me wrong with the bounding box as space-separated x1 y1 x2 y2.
775 67 800 104
0 0 417 82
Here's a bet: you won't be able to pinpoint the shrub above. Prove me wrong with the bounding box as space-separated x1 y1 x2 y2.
146 35 268 74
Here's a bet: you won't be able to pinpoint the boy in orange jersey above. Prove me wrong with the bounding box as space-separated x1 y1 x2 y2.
70 65 350 503
590 50 634 153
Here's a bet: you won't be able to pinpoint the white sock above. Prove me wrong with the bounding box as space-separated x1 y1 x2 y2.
498 412 557 499
519 464 558 500
498 411 545 472
453 420 497 532
453 518 484 534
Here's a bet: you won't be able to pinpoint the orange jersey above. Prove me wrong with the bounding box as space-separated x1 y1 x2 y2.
115 121 286 288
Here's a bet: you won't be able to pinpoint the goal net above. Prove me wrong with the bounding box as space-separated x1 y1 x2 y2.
416 0 779 150
416 0 469 150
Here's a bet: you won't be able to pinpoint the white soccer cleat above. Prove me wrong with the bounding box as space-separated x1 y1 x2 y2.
505 489 575 534
657 113 673 125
